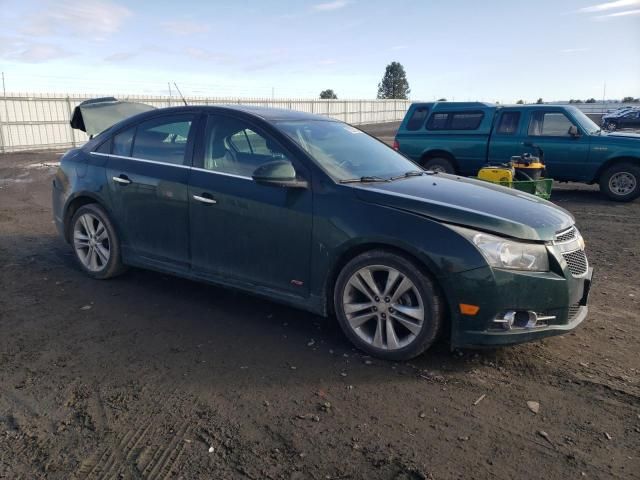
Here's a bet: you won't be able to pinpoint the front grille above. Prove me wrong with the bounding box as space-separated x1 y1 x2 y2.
568 303 582 322
555 227 577 243
562 249 588 277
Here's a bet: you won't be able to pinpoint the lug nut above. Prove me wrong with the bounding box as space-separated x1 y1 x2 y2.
389 307 394 313
373 306 378 311
381 313 386 318
384 297 390 303
374 296 380 302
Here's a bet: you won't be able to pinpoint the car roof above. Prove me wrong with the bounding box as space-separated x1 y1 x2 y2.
133 104 340 123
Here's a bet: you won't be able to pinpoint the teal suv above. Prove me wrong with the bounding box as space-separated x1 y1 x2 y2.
395 102 640 201
53 106 592 359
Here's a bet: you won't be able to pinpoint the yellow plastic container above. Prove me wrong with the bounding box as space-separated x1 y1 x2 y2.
477 166 514 185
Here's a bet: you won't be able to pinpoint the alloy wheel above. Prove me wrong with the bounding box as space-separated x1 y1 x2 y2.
342 265 425 350
608 171 637 196
73 213 111 272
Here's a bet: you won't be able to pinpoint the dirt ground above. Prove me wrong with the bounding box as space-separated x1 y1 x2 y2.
0 131 639 479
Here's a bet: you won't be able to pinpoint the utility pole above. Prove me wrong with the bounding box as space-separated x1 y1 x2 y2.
1 71 11 153
168 82 173 107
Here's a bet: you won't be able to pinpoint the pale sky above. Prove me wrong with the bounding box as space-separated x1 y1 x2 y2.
0 0 639 101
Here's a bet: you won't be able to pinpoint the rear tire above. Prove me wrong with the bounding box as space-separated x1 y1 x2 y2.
599 162 640 202
333 250 443 361
70 204 127 279
423 157 455 174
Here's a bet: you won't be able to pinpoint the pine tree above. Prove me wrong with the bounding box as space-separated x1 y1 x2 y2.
377 62 410 99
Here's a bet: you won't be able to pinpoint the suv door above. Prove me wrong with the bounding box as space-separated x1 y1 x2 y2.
188 114 313 296
522 110 591 181
102 113 197 268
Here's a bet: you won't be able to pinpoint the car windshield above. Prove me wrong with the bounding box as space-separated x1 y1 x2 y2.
275 120 420 182
569 107 601 134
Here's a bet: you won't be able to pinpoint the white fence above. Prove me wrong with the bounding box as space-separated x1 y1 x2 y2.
0 93 636 153
0 94 411 153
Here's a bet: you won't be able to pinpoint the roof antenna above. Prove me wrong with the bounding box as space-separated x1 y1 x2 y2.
173 82 188 106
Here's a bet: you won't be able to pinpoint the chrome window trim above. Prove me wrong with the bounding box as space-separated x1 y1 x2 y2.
90 151 191 169
90 151 253 180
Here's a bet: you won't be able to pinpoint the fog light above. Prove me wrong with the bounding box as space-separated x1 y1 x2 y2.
493 310 556 330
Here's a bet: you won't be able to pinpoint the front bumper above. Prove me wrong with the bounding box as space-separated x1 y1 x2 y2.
447 264 593 349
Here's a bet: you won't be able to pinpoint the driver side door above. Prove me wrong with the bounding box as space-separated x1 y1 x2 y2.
188 114 313 297
524 110 591 181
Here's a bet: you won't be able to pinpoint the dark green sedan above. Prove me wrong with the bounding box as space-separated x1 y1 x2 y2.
52 105 593 360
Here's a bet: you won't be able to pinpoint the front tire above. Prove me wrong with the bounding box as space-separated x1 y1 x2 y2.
333 250 443 360
70 204 126 279
599 163 640 202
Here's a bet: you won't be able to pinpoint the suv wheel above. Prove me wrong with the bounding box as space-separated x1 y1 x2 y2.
423 157 455 174
334 250 443 360
599 163 640 202
70 203 127 279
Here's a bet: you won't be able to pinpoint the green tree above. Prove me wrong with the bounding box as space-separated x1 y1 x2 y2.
536 98 544 104
585 98 596 103
437 98 447 101
569 99 583 104
319 89 338 99
377 61 411 99
622 96 639 103
516 99 524 104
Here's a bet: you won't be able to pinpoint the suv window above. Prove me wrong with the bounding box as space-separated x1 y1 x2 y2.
496 111 521 135
426 111 484 130
203 116 291 177
528 112 575 137
450 112 484 130
406 107 429 131
131 114 194 165
112 127 135 157
426 113 448 130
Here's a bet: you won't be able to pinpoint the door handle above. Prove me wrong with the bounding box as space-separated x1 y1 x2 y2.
193 193 217 205
112 175 132 185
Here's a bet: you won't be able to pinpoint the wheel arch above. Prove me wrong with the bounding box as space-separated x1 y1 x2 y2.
63 193 114 243
324 242 451 323
420 149 459 172
592 156 640 183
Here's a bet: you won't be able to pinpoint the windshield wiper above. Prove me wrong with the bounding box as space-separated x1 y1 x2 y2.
389 170 425 181
339 176 390 184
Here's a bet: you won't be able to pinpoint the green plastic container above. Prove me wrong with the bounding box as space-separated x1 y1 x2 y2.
476 178 553 200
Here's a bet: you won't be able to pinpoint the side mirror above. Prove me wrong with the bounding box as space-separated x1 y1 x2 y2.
568 125 580 137
252 160 308 188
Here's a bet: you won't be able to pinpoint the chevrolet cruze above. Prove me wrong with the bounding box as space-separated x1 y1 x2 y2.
52 104 593 360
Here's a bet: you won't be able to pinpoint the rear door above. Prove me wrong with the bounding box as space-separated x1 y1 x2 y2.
188 114 313 296
488 110 523 163
103 113 198 268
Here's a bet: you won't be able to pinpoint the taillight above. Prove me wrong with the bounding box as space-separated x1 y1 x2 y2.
392 139 399 151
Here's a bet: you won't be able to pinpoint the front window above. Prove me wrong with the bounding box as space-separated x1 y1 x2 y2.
276 120 420 182
569 107 601 134
528 112 576 137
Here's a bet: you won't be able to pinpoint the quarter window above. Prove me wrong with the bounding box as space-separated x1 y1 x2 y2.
112 127 135 157
496 111 521 135
426 111 484 130
426 113 448 130
528 112 576 137
450 112 484 130
131 115 194 165
203 116 291 177
406 107 429 131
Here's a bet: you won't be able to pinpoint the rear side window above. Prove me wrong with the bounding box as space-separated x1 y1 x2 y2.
112 127 135 156
406 107 429 130
496 111 521 135
426 111 484 130
426 113 448 130
450 112 484 130
131 114 194 165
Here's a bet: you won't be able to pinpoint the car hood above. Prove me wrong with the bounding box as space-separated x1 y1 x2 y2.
597 131 640 140
351 174 574 241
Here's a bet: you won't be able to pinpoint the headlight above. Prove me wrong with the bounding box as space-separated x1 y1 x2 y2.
452 226 549 272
